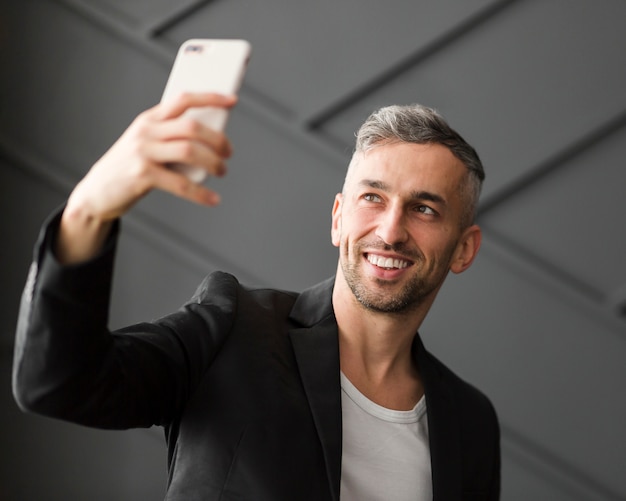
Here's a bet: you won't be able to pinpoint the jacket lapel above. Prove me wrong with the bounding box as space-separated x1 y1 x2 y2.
287 278 464 501
288 278 342 501
413 336 463 500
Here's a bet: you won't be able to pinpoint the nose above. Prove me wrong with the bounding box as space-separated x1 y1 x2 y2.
375 204 409 246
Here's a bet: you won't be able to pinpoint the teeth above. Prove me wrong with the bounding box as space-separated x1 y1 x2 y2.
367 254 409 269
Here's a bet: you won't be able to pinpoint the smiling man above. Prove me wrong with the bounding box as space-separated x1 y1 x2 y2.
331 107 498 500
14 97 500 500
333 141 480 315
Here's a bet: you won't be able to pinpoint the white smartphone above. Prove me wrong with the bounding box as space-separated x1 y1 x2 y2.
161 39 251 183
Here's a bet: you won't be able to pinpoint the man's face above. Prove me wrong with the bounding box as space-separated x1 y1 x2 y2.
331 141 480 314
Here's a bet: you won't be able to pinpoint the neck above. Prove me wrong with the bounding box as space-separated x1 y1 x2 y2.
332 270 430 408
332 266 432 353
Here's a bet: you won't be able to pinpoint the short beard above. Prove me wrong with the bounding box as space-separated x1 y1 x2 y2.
340 242 444 314
346 275 425 313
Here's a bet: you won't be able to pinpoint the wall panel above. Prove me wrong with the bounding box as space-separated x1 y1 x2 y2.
1 0 625 499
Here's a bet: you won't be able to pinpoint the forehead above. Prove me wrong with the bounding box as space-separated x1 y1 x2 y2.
345 142 466 195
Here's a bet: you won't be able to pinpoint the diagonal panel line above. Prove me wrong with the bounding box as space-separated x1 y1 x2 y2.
480 224 626 333
0 133 263 287
305 0 521 130
144 0 214 38
50 0 349 168
55 0 172 61
481 223 605 304
478 108 626 216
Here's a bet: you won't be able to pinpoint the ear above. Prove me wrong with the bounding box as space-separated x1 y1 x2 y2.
331 193 343 248
450 224 482 274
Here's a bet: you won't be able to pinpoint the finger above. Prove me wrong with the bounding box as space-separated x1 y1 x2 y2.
151 92 238 121
143 139 228 178
149 162 222 206
148 118 233 159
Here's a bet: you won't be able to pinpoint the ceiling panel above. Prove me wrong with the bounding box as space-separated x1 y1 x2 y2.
317 0 626 200
3 1 626 499
109 222 222 328
480 123 626 305
134 106 344 291
0 0 345 293
503 439 596 501
0 0 168 176
159 0 500 119
79 0 202 29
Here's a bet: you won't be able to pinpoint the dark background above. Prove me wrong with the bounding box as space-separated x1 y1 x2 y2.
1 1 625 499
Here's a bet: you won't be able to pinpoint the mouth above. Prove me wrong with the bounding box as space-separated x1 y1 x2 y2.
365 253 413 270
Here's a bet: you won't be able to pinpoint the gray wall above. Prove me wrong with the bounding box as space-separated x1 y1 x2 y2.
1 0 625 499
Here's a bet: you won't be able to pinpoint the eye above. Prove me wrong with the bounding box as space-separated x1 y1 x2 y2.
415 205 437 216
363 193 382 203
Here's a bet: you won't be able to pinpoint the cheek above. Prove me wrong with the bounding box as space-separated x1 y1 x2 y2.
434 236 463 268
346 209 377 233
335 206 380 249
412 227 459 261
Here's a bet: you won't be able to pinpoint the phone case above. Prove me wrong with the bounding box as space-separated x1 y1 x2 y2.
161 39 251 183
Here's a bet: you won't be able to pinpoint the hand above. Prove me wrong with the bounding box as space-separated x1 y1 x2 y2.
73 92 236 217
56 93 237 264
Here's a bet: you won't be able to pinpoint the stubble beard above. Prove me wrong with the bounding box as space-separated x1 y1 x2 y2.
340 241 450 314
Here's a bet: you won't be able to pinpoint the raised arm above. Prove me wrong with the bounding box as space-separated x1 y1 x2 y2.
13 93 239 428
56 92 236 264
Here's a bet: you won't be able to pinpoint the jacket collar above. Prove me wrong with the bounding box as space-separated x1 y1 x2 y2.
288 277 463 501
288 277 342 501
289 276 336 327
413 335 463 500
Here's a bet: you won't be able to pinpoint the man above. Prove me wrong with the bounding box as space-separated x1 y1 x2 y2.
13 93 500 500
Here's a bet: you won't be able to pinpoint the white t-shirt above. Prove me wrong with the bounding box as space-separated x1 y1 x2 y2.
340 372 432 501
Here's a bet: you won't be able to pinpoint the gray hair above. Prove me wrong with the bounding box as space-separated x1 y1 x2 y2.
354 104 484 227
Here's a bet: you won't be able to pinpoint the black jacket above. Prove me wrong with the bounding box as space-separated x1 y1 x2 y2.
13 211 500 500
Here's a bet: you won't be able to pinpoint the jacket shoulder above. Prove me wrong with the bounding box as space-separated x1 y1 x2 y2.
187 271 299 317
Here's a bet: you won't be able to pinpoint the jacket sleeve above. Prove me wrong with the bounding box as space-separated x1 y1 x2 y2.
12 207 236 429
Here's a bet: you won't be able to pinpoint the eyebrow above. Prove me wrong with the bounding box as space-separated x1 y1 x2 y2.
358 179 447 206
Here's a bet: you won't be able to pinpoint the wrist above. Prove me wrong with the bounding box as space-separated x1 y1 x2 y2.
56 201 113 265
